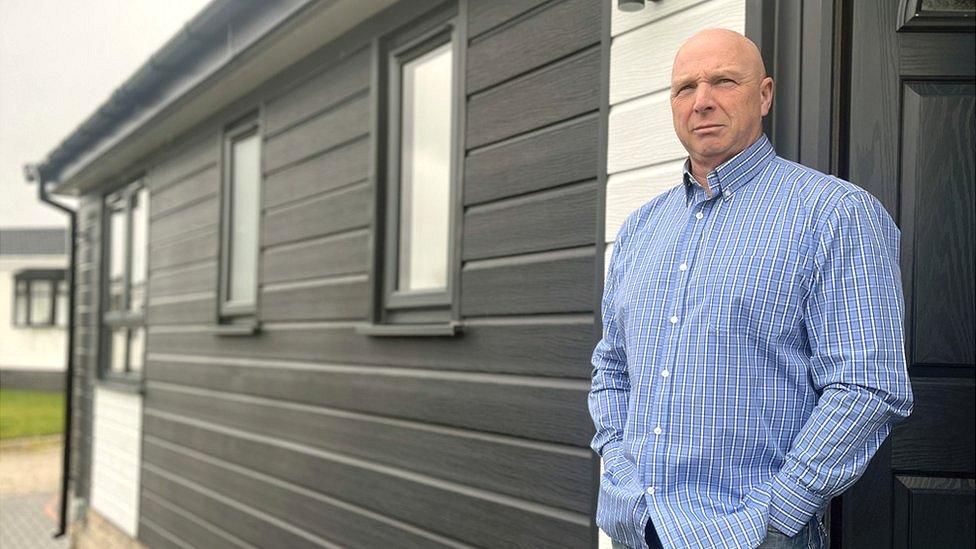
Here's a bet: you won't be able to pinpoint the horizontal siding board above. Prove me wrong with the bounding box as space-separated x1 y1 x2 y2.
464 114 598 205
261 277 369 321
463 180 597 260
138 521 192 549
608 90 685 174
144 438 469 549
144 391 594 514
144 428 589 548
462 248 594 316
262 182 371 247
467 0 601 94
150 133 218 191
141 466 322 549
262 231 368 283
264 48 371 136
148 296 215 325
150 230 218 272
149 261 217 298
149 165 218 220
466 46 600 149
263 94 370 173
145 359 592 447
467 0 548 38
150 198 219 243
148 319 595 378
262 136 369 209
140 491 255 549
610 0 744 105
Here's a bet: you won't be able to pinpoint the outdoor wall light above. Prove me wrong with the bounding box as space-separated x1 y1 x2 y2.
618 0 646 12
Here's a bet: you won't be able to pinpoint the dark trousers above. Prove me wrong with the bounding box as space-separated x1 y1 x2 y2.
609 518 663 549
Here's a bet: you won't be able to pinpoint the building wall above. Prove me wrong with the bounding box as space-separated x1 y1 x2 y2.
0 255 67 371
66 1 602 547
605 0 744 263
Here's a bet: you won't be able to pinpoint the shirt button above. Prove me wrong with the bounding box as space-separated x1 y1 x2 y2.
669 315 678 324
646 486 656 495
653 426 663 435
695 211 704 219
661 370 670 378
679 263 688 271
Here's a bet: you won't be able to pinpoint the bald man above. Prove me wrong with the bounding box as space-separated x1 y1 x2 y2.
588 29 912 549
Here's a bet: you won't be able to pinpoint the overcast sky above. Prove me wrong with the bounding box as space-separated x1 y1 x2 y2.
0 0 211 228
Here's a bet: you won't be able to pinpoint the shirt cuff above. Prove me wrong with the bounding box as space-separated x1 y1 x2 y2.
768 471 826 535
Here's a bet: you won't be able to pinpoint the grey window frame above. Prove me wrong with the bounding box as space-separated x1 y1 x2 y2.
11 270 66 328
99 178 148 383
367 5 464 332
218 114 263 323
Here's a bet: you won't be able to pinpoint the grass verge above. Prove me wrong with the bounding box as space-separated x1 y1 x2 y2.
0 389 65 440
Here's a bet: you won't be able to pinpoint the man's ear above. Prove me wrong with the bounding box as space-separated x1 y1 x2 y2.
760 76 774 117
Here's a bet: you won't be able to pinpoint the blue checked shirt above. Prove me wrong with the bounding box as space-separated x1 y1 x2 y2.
589 135 913 549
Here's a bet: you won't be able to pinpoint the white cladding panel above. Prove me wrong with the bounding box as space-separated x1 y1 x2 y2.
91 386 143 537
0 256 67 371
606 160 686 241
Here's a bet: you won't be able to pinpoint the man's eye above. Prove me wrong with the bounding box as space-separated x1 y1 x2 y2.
717 78 735 85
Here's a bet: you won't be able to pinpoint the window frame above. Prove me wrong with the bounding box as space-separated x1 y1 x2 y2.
11 270 66 328
99 178 149 382
369 6 465 331
218 115 263 322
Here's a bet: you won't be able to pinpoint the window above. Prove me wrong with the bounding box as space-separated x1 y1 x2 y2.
101 180 149 378
370 9 462 332
11 270 67 328
219 116 262 322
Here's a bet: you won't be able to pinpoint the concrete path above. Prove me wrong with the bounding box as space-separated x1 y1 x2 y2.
0 438 70 549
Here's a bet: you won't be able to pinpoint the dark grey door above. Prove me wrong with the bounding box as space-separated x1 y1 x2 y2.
842 0 975 547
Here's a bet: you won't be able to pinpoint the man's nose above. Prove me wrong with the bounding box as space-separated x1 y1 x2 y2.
692 84 715 113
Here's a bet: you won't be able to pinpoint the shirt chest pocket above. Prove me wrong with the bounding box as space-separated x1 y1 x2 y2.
707 252 807 336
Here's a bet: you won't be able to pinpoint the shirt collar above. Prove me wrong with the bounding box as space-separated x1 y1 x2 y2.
683 134 776 206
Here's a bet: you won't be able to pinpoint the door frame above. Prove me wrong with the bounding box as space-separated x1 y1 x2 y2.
745 0 853 544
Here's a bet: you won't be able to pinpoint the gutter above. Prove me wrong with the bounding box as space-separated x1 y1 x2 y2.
24 164 76 539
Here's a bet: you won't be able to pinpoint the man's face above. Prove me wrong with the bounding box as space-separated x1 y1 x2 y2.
670 32 773 169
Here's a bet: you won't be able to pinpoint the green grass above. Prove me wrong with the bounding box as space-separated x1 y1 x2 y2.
0 389 65 440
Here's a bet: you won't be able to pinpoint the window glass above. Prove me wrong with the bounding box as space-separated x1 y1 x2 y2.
108 200 127 311
14 280 28 325
397 42 452 292
30 281 52 325
227 131 261 308
921 0 975 11
129 327 145 373
56 280 69 326
101 179 148 378
129 187 149 313
109 328 128 374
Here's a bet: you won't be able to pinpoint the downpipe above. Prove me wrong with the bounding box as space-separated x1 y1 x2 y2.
24 164 76 539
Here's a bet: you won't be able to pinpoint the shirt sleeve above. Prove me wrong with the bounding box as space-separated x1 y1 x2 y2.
768 191 914 535
588 218 634 475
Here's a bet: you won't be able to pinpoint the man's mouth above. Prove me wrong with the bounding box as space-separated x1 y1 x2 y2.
693 124 723 132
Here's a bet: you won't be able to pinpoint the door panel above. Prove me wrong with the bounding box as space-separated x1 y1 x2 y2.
844 0 975 547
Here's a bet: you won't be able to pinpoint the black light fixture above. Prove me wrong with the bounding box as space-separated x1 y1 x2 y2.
618 0 646 12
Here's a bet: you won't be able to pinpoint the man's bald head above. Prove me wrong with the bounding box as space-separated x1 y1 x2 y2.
669 29 774 180
673 29 767 82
